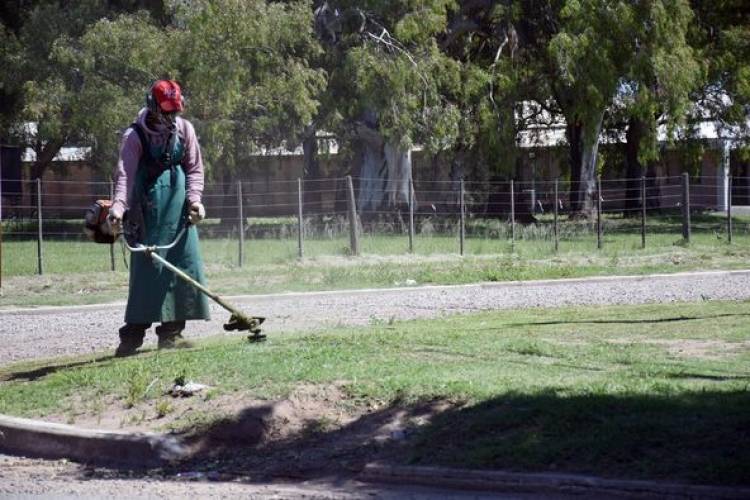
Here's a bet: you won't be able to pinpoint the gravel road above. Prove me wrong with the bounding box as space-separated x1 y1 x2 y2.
1 456 560 499
1 269 749 366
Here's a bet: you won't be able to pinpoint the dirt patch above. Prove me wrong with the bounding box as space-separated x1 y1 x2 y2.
664 339 750 359
607 338 750 360
35 382 455 477
39 383 360 435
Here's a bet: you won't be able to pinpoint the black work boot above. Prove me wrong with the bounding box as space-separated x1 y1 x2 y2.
156 321 190 349
115 324 148 357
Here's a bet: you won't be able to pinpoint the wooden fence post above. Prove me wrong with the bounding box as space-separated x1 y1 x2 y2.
109 179 115 271
408 177 414 253
682 172 691 243
596 176 602 250
553 179 559 252
36 178 43 275
297 178 304 258
727 174 733 244
459 178 465 256
346 175 360 256
237 181 244 267
641 176 646 249
510 179 515 251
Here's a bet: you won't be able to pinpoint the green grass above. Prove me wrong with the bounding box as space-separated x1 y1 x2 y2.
3 230 750 308
1 300 748 484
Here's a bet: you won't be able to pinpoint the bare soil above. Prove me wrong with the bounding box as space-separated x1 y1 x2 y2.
38 381 453 479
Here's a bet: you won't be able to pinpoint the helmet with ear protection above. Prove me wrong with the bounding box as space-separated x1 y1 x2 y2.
146 80 184 113
145 90 158 113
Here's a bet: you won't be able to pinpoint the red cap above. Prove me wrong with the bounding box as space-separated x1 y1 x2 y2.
151 80 183 113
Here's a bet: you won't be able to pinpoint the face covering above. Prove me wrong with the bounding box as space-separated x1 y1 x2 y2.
146 109 178 130
158 111 178 128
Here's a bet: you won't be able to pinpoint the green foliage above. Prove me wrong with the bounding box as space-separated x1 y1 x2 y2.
51 12 175 165
0 0 744 185
689 0 750 140
316 0 461 158
177 0 325 175
0 24 23 136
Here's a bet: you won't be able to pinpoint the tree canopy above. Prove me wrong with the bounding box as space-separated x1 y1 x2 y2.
0 0 746 210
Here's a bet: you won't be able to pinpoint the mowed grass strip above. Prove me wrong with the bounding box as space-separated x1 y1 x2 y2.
4 228 750 308
1 300 748 484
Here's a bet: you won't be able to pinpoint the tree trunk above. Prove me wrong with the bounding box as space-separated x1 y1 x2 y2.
28 136 66 212
302 127 322 214
29 136 66 180
449 151 467 213
624 116 645 216
566 112 603 216
354 123 413 219
383 143 411 209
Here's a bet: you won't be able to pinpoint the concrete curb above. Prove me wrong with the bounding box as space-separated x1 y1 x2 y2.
2 414 749 498
359 463 750 499
0 414 188 467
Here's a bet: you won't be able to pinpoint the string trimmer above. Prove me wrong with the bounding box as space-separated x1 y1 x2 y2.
123 223 266 342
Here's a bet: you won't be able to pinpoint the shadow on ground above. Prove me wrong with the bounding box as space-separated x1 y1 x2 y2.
0 355 121 382
57 386 750 489
508 313 750 327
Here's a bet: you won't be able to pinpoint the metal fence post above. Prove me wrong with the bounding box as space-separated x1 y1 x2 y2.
297 177 304 258
237 181 244 267
459 178 465 256
682 172 691 243
553 179 559 252
727 174 733 244
346 175 360 256
596 176 602 250
109 179 115 271
408 177 414 253
641 176 646 249
36 178 44 275
510 179 515 251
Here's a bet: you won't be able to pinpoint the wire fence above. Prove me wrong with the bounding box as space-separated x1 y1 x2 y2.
1 172 747 276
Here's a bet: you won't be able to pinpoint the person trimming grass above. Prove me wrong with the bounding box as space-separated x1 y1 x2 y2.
107 80 210 356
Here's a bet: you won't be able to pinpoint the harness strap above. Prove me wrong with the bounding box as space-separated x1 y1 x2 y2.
130 122 180 184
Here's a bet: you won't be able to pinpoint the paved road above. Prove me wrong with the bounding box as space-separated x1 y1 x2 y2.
1 269 749 365
0 455 581 499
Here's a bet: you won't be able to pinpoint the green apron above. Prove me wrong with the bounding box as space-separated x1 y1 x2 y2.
124 134 211 324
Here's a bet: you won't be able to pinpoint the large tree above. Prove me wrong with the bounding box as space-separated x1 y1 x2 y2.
176 0 325 187
3 1 171 179
312 0 460 215
505 0 700 215
51 12 176 168
618 0 701 214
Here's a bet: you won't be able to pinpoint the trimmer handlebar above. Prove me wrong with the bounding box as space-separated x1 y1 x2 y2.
123 223 190 253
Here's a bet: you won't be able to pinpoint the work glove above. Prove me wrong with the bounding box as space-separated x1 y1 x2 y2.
107 207 123 235
188 201 206 225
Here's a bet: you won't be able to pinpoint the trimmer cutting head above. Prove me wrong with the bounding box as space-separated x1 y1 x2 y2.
224 313 266 342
